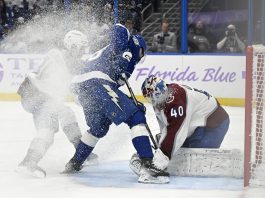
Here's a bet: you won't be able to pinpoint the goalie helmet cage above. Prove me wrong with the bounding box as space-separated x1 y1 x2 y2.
245 44 265 187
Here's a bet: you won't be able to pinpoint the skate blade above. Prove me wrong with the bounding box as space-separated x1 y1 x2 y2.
15 166 46 178
60 169 77 174
138 175 170 184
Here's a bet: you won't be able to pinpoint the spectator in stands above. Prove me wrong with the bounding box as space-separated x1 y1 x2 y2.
216 24 245 53
151 0 160 13
188 20 211 53
119 11 134 33
118 0 143 33
89 0 109 24
253 20 262 44
149 19 177 52
5 1 15 28
0 0 7 26
0 25 4 42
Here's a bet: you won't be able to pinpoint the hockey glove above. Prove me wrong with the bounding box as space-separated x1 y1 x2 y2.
129 98 146 113
137 101 146 113
117 72 131 86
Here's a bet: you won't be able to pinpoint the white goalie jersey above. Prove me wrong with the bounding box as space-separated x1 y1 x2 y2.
154 83 229 158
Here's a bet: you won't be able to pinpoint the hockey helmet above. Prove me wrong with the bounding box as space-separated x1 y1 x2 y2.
141 75 168 104
63 30 88 53
131 34 147 63
135 34 147 58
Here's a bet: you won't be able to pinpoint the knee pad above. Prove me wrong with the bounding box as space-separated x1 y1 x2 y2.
125 110 146 129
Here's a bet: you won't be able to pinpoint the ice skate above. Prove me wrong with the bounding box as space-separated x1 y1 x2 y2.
61 158 83 174
129 153 141 176
15 161 46 178
138 158 170 184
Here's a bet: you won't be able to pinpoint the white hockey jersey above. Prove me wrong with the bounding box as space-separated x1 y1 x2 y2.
154 83 228 159
28 49 72 102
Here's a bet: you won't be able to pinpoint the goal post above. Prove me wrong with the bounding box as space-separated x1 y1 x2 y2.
245 44 265 187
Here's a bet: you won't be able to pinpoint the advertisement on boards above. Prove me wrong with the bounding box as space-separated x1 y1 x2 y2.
0 54 44 93
0 54 245 104
126 54 245 101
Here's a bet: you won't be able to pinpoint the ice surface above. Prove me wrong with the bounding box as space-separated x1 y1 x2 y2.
0 102 264 198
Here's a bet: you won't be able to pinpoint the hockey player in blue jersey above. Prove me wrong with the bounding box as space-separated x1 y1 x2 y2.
63 23 169 184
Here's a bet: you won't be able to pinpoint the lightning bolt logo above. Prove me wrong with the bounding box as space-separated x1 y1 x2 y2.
103 84 122 110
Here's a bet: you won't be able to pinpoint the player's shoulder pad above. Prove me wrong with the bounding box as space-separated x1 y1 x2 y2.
113 23 130 41
46 48 64 60
122 51 132 62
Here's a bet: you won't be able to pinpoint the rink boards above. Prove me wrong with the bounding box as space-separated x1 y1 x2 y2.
0 53 245 106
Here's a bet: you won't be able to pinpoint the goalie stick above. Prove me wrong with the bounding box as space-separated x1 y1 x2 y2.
121 74 158 149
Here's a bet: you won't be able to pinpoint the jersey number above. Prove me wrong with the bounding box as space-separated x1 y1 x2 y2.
171 106 184 118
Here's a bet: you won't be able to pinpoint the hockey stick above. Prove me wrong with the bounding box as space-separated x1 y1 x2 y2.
121 74 158 149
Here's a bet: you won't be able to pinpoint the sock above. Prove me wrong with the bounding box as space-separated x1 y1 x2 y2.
132 136 153 159
73 141 94 163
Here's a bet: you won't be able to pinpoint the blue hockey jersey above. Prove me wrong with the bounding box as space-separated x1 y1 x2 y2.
73 23 144 86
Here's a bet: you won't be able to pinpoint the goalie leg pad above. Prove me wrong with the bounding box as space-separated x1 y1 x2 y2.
168 148 243 178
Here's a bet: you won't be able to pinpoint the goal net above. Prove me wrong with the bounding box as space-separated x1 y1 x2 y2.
245 44 265 187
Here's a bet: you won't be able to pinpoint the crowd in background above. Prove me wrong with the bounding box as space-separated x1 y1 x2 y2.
0 0 250 54
0 0 158 53
149 18 246 53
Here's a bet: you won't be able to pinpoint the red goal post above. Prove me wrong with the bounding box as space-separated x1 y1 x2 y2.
245 44 265 187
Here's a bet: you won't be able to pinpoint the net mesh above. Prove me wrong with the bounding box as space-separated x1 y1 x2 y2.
249 45 265 187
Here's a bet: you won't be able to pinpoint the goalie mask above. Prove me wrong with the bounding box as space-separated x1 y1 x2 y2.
63 30 88 56
141 75 168 104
